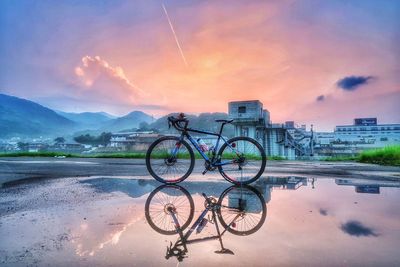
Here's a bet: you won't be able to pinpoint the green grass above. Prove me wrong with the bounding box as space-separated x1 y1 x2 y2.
323 146 400 166
2 147 398 166
358 146 400 166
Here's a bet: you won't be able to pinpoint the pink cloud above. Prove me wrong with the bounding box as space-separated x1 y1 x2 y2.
74 56 144 105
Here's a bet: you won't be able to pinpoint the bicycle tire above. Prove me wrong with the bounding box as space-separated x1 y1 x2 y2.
146 136 195 184
145 184 195 235
217 136 266 185
217 185 266 236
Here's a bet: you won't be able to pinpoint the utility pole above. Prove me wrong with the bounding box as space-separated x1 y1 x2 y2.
310 124 314 157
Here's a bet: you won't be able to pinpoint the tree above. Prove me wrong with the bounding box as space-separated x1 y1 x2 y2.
139 121 150 131
54 137 65 144
74 132 112 146
17 142 28 150
98 132 112 146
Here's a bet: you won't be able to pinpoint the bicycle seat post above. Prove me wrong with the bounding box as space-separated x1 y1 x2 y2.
219 122 225 136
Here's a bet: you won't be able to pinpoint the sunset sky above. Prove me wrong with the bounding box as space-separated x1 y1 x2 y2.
0 0 399 131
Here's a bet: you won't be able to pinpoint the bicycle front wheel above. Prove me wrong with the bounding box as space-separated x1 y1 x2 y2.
217 137 266 185
146 136 195 184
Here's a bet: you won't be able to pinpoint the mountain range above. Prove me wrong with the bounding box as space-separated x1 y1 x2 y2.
0 93 232 139
0 94 76 138
0 94 154 138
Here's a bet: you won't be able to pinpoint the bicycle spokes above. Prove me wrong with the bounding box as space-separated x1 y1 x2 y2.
145 185 195 235
146 136 195 183
218 186 267 235
218 137 266 184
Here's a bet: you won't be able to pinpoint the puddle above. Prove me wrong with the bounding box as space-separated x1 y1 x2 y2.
1 176 400 266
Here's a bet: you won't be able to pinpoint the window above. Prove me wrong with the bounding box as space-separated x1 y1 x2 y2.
238 106 246 113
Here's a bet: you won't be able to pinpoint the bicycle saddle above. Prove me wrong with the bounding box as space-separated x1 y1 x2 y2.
215 119 234 123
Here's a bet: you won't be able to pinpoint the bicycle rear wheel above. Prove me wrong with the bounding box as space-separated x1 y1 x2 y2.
217 185 266 236
217 137 266 185
145 185 194 235
146 136 195 184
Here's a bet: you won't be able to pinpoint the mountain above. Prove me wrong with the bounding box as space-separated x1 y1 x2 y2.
57 111 114 129
0 93 76 138
0 93 231 139
97 112 116 119
101 111 154 132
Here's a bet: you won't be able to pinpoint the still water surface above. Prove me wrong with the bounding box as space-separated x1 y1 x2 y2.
1 176 400 266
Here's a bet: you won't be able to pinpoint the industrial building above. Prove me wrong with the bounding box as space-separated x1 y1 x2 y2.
228 101 400 159
228 100 312 159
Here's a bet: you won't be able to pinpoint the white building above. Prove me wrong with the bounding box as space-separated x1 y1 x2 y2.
315 118 400 156
110 131 160 151
334 118 400 145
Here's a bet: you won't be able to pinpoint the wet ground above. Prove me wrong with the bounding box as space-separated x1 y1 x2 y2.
1 159 400 266
1 158 400 187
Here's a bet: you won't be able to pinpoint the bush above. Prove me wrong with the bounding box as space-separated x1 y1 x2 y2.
358 146 400 166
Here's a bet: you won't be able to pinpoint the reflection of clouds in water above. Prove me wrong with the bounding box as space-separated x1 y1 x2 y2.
72 205 144 257
319 209 328 216
340 220 379 237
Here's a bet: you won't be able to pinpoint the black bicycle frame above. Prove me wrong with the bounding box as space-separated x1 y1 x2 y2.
172 126 238 166
169 200 231 253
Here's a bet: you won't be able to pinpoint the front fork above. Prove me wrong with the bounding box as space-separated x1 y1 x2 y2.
171 134 185 158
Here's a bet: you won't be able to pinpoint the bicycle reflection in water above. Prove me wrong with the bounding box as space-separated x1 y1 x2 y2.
145 184 267 262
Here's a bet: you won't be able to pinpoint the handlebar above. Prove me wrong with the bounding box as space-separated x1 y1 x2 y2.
168 113 189 131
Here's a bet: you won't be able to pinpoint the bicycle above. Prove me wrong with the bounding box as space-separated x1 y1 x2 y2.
144 184 267 261
146 113 267 185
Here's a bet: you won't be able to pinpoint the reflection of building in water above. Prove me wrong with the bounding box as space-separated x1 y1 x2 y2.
228 190 263 213
335 178 400 194
253 176 309 203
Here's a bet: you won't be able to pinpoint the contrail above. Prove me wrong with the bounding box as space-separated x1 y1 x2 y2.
162 3 188 67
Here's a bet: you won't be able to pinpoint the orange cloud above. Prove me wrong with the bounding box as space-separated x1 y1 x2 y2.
55 0 398 124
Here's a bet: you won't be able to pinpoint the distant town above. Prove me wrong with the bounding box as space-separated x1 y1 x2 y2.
1 95 399 159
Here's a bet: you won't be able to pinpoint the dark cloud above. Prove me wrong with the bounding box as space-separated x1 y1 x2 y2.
336 76 374 91
316 95 325 102
340 220 379 237
319 208 328 216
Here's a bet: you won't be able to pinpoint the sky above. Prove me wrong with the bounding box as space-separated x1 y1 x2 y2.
0 0 399 131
